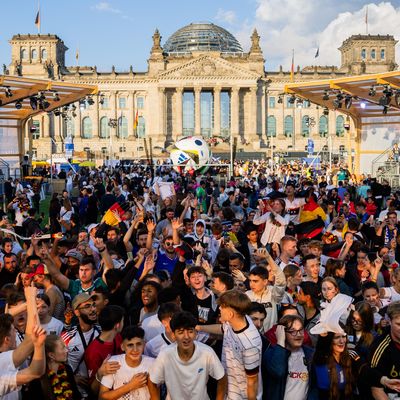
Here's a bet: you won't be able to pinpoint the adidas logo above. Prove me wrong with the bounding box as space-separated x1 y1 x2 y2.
70 346 80 352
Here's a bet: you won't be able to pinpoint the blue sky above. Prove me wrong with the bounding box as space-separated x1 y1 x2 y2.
1 1 399 72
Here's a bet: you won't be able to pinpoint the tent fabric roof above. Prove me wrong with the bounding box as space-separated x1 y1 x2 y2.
284 70 400 122
0 75 97 120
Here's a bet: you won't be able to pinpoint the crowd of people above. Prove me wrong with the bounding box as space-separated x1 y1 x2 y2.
0 159 399 399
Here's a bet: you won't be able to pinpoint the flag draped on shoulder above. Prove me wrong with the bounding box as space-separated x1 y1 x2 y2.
296 197 326 239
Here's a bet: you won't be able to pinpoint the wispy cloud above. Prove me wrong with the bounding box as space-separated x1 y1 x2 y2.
215 8 237 25
93 2 121 14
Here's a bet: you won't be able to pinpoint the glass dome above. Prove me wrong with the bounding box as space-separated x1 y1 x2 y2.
163 22 243 54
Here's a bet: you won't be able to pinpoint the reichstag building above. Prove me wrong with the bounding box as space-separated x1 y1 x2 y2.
6 22 398 161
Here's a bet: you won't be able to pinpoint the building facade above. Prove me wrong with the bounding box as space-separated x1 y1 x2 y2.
6 24 398 162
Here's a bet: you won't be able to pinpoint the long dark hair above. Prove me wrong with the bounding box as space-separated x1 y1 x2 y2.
313 332 354 399
345 301 374 347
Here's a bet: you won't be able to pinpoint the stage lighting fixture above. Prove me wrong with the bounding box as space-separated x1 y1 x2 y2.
5 87 12 98
379 95 390 106
54 109 61 116
323 107 329 115
29 97 38 110
15 100 22 109
344 95 352 109
79 99 86 110
322 90 329 101
87 96 94 106
360 102 366 109
383 105 388 115
277 95 283 104
71 104 77 112
39 100 50 110
38 91 46 101
368 86 376 96
52 92 60 101
288 95 296 104
99 94 105 105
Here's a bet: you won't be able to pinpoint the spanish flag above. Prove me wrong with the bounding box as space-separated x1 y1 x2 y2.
133 110 139 130
296 197 326 239
35 10 40 33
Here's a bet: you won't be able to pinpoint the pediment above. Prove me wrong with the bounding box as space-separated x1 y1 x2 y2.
158 55 260 80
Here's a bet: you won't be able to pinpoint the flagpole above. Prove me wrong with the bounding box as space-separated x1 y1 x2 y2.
365 6 368 35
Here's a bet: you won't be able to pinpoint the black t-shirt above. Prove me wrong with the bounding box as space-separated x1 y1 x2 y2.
0 268 18 287
196 295 216 324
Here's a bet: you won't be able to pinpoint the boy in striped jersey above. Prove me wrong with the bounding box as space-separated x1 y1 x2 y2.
198 290 262 400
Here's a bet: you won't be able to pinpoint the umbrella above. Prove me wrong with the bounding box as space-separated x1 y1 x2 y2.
79 161 96 167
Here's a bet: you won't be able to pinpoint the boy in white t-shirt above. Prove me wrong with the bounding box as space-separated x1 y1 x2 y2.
99 326 159 400
150 311 227 400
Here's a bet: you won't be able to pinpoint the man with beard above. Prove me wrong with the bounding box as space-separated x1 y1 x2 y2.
0 253 18 287
61 293 101 399
154 235 178 275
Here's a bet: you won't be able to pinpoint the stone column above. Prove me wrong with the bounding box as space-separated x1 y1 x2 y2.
175 87 183 139
231 87 240 137
213 86 221 136
248 86 258 143
261 87 266 139
128 91 135 138
43 114 50 138
194 87 201 136
94 95 99 138
158 87 165 139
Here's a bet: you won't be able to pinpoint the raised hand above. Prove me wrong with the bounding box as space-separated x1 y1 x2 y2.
232 269 246 283
143 254 155 273
146 219 156 233
31 324 47 347
171 218 182 231
94 237 105 250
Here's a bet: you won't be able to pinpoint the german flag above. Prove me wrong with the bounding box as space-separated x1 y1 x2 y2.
296 198 326 239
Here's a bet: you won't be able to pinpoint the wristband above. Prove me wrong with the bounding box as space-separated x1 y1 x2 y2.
98 247 106 252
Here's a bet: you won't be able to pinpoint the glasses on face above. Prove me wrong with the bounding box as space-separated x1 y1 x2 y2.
78 302 97 311
285 328 304 336
333 334 347 342
351 318 362 324
164 242 173 246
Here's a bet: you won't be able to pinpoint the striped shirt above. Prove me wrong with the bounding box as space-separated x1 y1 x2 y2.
222 316 262 400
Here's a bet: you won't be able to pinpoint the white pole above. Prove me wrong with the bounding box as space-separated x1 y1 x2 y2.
230 129 233 179
329 134 332 171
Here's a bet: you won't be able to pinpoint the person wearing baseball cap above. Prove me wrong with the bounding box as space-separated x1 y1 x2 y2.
61 292 100 397
30 263 66 322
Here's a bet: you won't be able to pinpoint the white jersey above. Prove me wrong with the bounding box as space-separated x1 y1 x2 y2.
101 354 154 400
141 314 164 342
285 197 306 224
381 286 400 302
61 325 101 375
150 341 225 400
144 333 172 358
222 316 263 400
0 351 19 400
42 317 64 336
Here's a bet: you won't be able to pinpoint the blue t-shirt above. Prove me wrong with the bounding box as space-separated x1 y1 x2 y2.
315 363 346 391
154 250 178 275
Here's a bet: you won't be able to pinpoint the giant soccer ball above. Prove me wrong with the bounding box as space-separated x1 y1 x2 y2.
169 136 212 173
